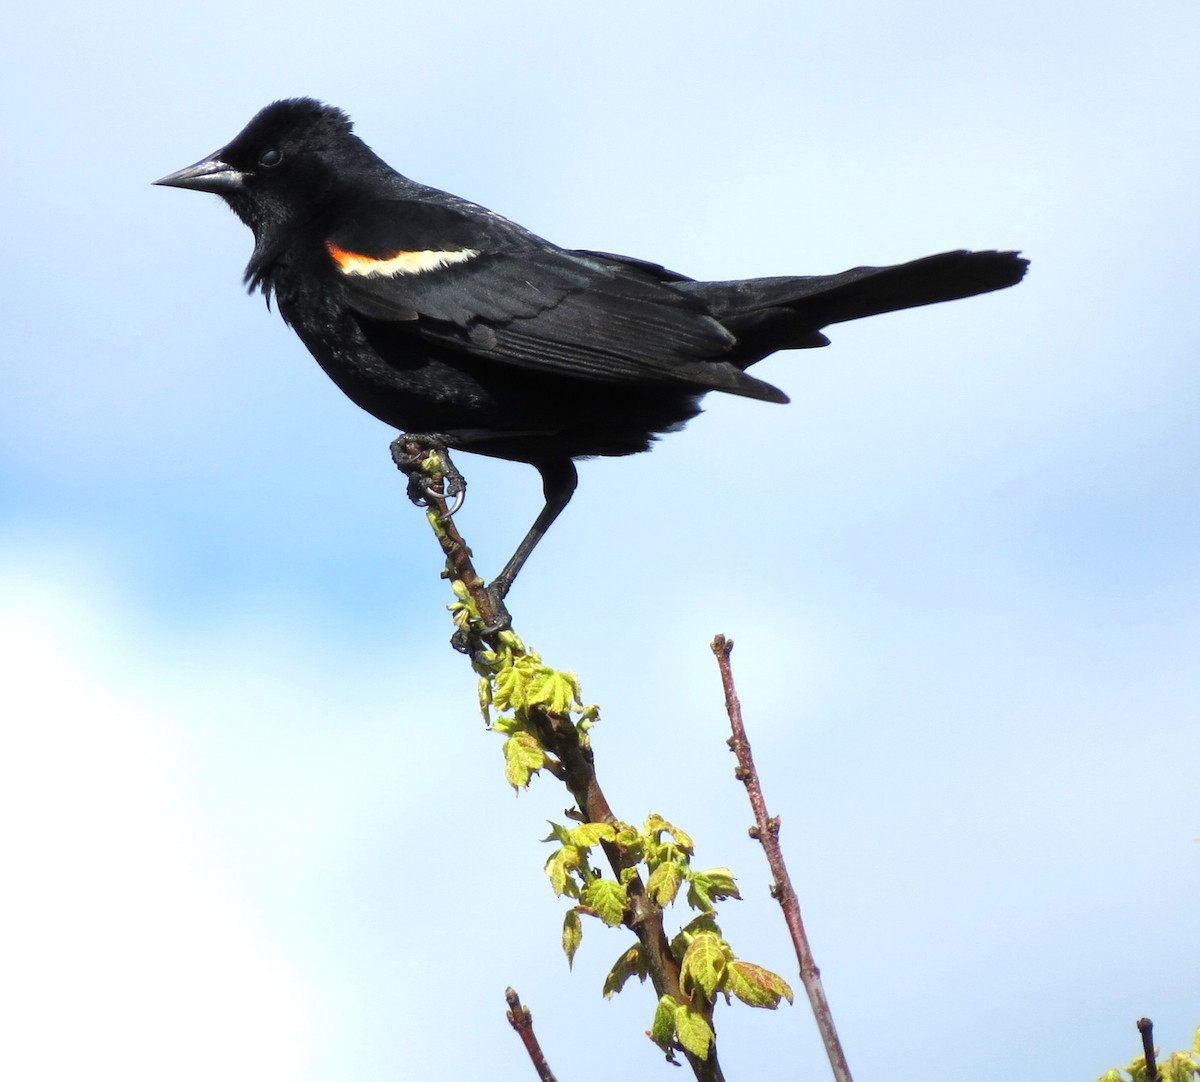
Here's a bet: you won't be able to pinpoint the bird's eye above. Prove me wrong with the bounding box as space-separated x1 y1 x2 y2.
258 148 283 169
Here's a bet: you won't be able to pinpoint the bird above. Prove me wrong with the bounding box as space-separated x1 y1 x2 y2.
155 97 1027 613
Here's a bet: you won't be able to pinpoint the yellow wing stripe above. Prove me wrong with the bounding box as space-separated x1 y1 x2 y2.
326 242 480 277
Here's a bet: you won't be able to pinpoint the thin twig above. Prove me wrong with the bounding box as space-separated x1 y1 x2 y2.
710 634 854 1082
400 444 725 1082
505 988 559 1082
1138 1018 1159 1082
393 438 504 632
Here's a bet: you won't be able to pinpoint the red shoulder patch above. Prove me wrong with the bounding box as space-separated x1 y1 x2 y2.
325 241 480 277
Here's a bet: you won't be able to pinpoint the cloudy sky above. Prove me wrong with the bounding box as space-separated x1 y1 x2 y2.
3 1 1197 1079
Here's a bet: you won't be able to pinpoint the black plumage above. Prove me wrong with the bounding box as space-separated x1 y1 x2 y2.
156 97 1027 604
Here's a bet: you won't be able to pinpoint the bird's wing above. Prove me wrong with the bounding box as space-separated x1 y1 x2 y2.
324 200 785 400
325 198 584 321
567 249 696 284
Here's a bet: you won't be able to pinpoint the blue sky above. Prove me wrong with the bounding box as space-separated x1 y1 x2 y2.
3 1 1197 1079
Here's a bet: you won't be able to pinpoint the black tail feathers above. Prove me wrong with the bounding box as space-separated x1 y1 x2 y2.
680 249 1028 363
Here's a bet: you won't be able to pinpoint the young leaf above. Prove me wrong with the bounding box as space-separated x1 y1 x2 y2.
645 861 684 907
669 824 695 852
649 996 677 1051
680 931 727 1000
490 712 520 735
477 675 493 724
569 822 617 848
725 960 794 1008
612 823 645 861
696 867 741 901
544 846 582 898
673 1004 714 1060
542 822 574 846
581 878 629 926
503 731 545 788
603 945 646 998
644 814 694 852
492 660 521 712
686 867 741 913
686 875 714 913
669 914 722 962
562 909 583 969
525 664 580 714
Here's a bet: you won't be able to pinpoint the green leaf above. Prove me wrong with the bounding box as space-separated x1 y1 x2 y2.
680 931 727 1000
495 653 535 712
678 913 722 936
529 666 581 714
603 945 646 998
542 822 574 846
569 822 617 847
670 825 694 852
477 676 493 724
642 838 671 870
496 629 524 653
669 914 722 962
686 875 714 913
649 996 677 1050
725 960 794 1008
544 846 582 898
492 660 521 712
686 867 741 913
643 813 668 836
562 909 582 969
645 861 684 907
696 867 741 901
644 813 694 852
612 823 645 860
503 731 545 788
490 712 520 734
1163 1055 1197 1082
673 1004 714 1060
581 878 629 926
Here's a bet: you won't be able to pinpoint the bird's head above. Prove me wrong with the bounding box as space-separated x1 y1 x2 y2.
154 98 377 238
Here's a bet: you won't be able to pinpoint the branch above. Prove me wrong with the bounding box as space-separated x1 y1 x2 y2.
392 438 506 633
710 634 855 1082
399 442 725 1082
1138 1018 1159 1082
505 988 558 1082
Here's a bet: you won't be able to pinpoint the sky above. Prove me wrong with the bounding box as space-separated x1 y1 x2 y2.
2 1 1198 1079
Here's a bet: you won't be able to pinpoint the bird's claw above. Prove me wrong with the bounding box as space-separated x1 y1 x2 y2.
432 481 466 517
391 435 466 518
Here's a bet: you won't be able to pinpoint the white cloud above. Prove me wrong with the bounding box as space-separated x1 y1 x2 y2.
0 563 312 1082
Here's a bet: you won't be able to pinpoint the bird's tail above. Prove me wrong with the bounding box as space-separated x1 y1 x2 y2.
679 249 1028 361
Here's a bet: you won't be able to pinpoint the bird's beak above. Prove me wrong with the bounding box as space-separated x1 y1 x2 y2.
154 154 245 194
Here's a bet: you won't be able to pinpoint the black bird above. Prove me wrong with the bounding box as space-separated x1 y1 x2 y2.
156 98 1027 607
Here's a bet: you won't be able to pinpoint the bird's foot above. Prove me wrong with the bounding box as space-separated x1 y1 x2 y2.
482 580 513 633
448 584 511 655
390 434 466 517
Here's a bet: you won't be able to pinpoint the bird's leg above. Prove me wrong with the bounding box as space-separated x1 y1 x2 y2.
391 443 577 635
390 433 466 517
486 459 579 616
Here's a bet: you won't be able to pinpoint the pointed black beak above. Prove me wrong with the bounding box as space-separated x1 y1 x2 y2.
154 154 245 194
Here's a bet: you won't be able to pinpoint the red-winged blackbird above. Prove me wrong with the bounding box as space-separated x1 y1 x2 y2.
156 98 1027 605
